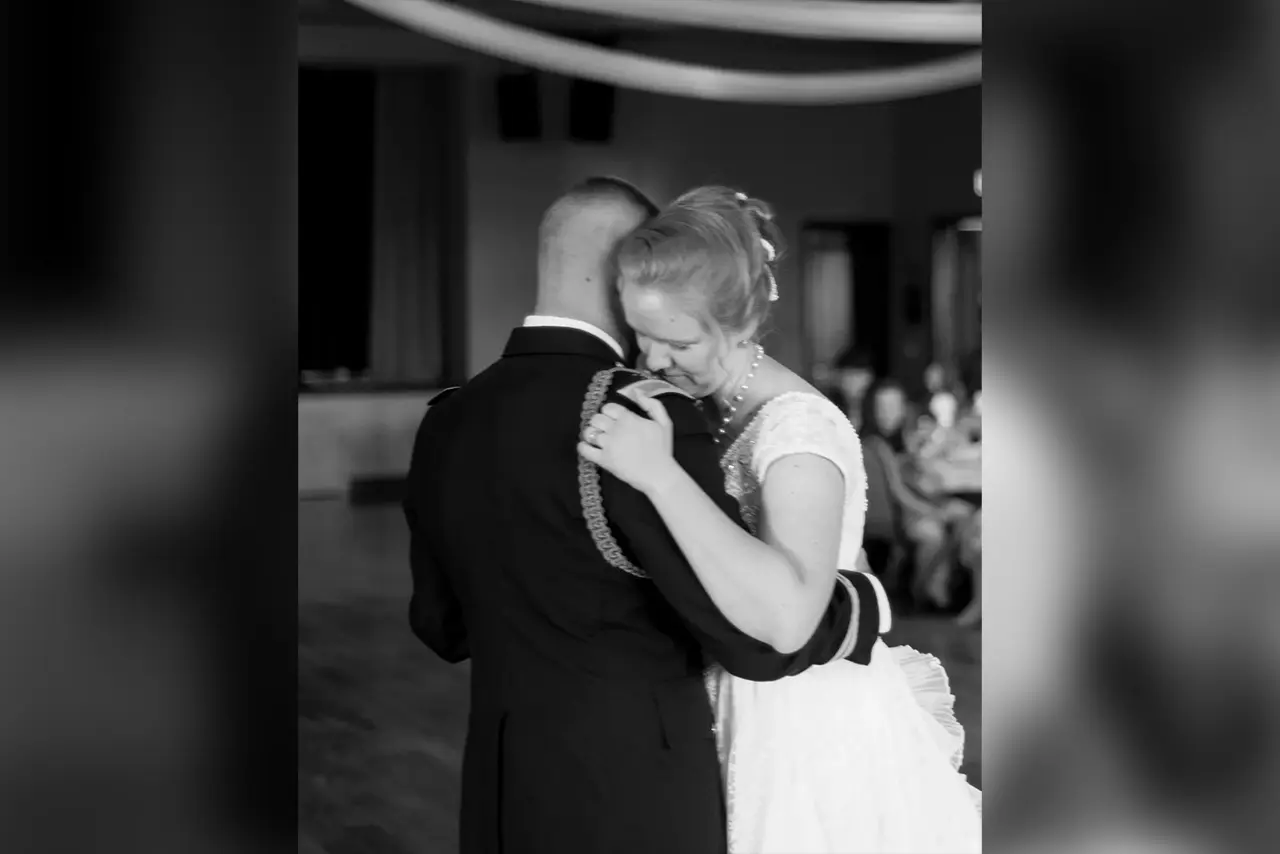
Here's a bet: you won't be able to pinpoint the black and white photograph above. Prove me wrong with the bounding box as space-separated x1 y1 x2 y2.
296 2 981 851
10 1 1280 853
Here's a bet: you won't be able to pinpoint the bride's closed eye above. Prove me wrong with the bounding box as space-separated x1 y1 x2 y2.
638 334 692 353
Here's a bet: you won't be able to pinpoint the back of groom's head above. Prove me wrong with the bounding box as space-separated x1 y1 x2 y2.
538 176 658 262
534 176 658 324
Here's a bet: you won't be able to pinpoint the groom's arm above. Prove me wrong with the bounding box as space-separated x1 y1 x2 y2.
600 387 882 680
404 398 470 663
405 498 470 663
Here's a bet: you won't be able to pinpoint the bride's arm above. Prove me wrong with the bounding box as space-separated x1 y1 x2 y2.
596 399 873 676
641 453 846 654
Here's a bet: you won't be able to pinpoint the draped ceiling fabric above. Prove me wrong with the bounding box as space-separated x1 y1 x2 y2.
341 0 982 105
511 0 982 44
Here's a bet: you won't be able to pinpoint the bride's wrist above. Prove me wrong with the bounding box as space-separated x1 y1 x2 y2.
640 459 685 499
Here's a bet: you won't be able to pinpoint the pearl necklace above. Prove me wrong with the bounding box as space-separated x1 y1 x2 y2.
714 343 765 445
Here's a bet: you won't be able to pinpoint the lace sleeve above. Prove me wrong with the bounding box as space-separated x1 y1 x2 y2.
750 393 868 514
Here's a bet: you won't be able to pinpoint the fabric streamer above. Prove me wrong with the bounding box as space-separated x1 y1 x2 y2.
342 0 981 105
511 0 981 44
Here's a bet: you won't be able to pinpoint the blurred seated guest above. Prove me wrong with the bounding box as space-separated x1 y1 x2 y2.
957 389 982 443
930 386 960 429
910 365 983 466
923 361 947 399
909 399 981 604
926 360 967 429
955 349 982 442
860 379 973 611
955 510 982 628
861 415 906 603
824 346 876 429
910 362 957 452
959 349 981 402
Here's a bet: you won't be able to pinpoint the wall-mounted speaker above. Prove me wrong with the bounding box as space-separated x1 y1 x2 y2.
495 72 541 141
568 77 615 143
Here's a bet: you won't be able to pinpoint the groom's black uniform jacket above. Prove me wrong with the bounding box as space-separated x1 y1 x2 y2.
404 326 881 854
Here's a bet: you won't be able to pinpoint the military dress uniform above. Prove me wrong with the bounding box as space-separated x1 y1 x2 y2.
403 325 882 854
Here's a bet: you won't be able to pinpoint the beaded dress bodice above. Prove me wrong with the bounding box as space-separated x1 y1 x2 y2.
705 391 873 852
716 391 868 569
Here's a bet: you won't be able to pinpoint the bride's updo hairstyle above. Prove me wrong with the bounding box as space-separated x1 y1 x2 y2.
615 185 784 343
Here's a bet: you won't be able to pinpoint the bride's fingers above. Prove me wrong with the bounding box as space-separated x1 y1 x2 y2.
577 441 604 464
635 395 672 429
599 402 631 421
588 412 614 434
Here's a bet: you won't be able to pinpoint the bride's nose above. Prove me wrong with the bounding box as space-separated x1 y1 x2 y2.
643 345 673 374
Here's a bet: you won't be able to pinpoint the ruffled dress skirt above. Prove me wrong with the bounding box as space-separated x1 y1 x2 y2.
705 640 982 853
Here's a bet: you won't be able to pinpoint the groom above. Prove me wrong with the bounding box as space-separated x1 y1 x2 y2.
404 177 888 854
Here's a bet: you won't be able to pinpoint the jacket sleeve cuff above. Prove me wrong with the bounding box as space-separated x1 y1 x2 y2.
834 571 886 665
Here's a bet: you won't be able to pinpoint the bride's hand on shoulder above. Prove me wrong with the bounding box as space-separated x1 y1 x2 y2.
578 395 681 495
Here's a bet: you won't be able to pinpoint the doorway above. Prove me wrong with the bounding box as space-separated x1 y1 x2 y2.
799 222 894 384
931 216 982 383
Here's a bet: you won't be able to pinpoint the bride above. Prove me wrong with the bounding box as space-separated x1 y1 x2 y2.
578 186 981 853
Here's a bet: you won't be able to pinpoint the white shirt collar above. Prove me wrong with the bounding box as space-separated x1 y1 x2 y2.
523 315 625 361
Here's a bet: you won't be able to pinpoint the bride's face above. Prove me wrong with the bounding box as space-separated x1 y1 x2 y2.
620 282 732 397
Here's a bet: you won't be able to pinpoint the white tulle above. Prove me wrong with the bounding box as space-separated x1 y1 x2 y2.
708 392 982 853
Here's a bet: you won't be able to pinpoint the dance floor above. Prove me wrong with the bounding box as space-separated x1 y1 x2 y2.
299 501 981 854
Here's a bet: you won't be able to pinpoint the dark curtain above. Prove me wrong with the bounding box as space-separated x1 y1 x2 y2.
367 68 450 385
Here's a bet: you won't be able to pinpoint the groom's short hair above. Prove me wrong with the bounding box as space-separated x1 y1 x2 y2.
539 176 659 258
580 176 660 219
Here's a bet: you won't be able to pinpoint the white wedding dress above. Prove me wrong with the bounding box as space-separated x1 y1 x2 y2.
705 391 982 854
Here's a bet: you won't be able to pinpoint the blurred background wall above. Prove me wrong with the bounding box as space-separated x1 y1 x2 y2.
296 1 980 496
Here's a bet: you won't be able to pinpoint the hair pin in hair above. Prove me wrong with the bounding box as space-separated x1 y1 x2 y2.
760 237 779 301
734 191 748 203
